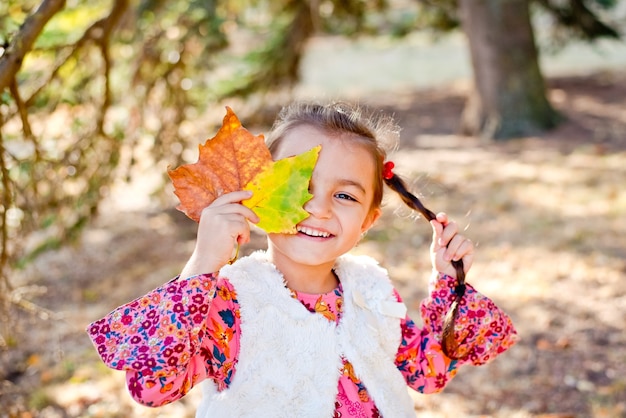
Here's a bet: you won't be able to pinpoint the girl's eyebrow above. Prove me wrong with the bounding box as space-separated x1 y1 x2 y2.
336 179 367 195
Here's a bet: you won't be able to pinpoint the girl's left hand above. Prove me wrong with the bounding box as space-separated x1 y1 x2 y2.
430 212 474 279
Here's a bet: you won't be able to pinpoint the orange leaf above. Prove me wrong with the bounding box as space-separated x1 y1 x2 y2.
168 107 272 222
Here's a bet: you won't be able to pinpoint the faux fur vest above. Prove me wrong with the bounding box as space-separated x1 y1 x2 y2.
196 251 415 418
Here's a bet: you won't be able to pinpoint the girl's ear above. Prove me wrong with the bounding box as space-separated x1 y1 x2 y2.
361 207 382 232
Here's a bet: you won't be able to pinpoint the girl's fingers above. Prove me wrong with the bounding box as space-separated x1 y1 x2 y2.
202 191 260 223
441 221 458 246
221 204 259 224
213 190 253 205
223 213 251 240
445 234 472 261
432 218 458 248
430 212 447 245
430 220 443 248
430 213 475 275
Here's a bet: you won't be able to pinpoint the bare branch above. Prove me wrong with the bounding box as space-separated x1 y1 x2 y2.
9 78 40 159
0 0 67 93
0 116 13 289
82 0 130 134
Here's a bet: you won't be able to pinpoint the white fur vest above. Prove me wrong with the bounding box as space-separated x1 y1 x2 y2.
196 251 415 418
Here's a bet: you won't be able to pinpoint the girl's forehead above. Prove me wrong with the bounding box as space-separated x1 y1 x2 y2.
280 125 376 184
274 125 367 159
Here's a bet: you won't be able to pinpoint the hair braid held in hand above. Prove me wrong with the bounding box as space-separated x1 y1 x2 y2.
384 174 466 359
267 101 466 359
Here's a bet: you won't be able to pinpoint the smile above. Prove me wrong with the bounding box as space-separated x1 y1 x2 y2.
296 226 332 238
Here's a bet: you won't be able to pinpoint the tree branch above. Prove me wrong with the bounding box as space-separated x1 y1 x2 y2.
535 0 620 39
0 116 13 290
0 0 67 93
92 0 130 134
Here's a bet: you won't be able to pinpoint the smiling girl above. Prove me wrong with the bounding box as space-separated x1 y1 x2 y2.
88 101 517 417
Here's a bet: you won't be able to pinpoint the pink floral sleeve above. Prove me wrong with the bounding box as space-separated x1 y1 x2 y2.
87 274 241 406
395 311 459 394
395 274 517 394
418 273 518 366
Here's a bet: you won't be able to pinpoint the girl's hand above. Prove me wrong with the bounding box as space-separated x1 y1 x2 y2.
180 190 259 279
430 212 474 279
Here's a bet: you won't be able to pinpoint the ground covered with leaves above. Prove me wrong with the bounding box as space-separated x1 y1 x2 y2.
1 71 625 417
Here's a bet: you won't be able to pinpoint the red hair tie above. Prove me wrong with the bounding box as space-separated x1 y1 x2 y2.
382 161 395 180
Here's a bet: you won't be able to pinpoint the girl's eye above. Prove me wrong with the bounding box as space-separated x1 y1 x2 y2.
335 193 357 202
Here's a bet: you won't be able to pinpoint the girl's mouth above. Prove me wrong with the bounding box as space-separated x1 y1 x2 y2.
296 225 333 238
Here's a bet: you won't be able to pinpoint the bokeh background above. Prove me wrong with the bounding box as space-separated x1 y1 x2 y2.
1 1 625 417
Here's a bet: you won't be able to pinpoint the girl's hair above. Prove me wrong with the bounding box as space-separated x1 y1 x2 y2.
268 101 466 359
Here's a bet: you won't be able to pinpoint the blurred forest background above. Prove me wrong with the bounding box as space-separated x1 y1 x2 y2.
1 0 626 417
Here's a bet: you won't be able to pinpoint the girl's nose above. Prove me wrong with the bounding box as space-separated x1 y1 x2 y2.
303 193 331 219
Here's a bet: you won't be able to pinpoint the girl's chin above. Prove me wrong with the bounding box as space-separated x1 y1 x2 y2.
269 243 338 265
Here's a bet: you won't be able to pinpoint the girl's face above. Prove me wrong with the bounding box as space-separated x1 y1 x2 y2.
267 124 382 271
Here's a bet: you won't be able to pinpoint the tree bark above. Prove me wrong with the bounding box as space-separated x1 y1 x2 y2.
458 0 561 140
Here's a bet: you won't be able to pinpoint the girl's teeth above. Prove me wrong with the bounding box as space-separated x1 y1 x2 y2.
297 226 330 238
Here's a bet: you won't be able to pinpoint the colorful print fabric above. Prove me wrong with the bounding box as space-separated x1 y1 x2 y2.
87 272 517 417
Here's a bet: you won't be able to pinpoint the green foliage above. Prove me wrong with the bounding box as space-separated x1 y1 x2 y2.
413 0 459 32
0 1 34 45
36 3 112 48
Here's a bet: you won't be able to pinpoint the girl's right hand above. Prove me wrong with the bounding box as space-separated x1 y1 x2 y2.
180 190 259 278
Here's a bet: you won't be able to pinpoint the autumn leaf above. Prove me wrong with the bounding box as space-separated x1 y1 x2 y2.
168 107 320 235
167 107 272 222
243 146 321 234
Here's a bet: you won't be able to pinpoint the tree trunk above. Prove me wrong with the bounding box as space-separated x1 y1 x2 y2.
458 0 561 140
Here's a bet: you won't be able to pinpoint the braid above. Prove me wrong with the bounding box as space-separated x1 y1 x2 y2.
384 173 467 359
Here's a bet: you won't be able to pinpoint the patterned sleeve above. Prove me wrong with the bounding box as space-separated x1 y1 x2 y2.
421 273 518 365
86 274 241 406
395 273 518 393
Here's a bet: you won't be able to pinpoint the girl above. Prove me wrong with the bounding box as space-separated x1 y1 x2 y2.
88 102 517 417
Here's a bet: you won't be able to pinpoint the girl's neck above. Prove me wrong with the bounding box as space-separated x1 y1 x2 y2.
267 249 339 294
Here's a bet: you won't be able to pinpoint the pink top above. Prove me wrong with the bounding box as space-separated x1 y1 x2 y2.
88 271 517 417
